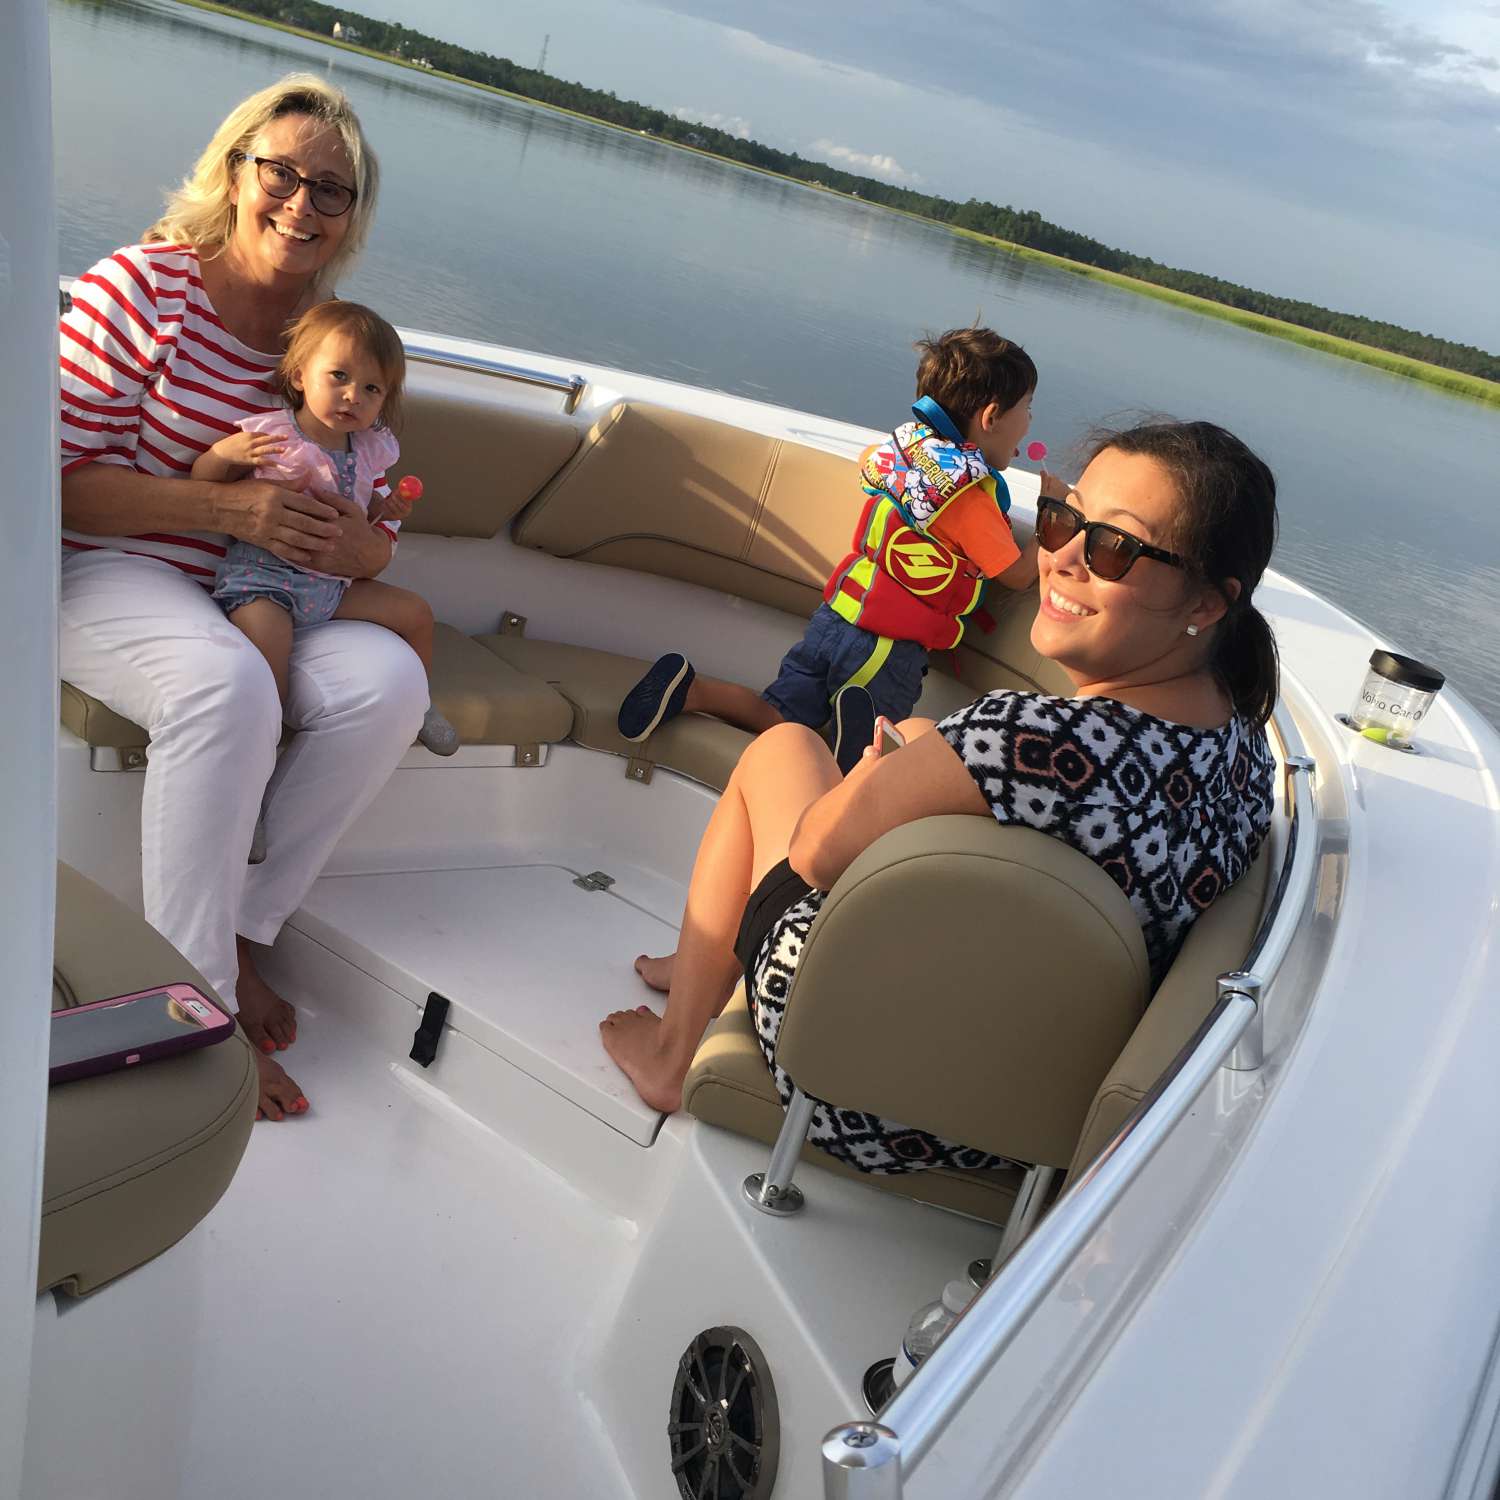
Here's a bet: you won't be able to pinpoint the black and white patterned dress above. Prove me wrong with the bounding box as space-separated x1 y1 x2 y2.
747 691 1276 1175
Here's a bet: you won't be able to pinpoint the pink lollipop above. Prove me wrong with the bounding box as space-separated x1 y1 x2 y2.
1026 441 1048 463
396 475 424 502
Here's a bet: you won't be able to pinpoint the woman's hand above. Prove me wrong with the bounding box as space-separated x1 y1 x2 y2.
314 491 395 578
214 478 341 567
1039 467 1070 501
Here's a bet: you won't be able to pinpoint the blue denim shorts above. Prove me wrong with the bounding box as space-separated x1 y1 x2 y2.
212 542 348 627
762 604 928 727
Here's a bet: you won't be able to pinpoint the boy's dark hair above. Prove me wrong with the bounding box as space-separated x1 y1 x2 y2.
1088 420 1280 728
914 326 1037 426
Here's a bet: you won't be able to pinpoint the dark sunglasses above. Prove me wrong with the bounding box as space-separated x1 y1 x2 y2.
1035 496 1184 582
233 154 357 217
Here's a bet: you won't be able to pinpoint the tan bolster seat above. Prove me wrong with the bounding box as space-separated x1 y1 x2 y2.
42 865 257 1295
684 816 1152 1222
59 622 573 754
476 634 753 790
426 623 572 745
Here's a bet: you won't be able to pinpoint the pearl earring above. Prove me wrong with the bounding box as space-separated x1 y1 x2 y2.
1185 624 1200 637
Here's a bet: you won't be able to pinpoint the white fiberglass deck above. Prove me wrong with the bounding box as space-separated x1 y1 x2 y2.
26 869 997 1500
293 863 680 1144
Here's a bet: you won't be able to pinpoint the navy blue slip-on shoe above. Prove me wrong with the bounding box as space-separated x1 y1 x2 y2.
618 653 696 742
831 683 876 776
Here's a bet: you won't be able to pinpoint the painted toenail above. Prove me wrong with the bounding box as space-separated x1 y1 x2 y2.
260 1039 275 1053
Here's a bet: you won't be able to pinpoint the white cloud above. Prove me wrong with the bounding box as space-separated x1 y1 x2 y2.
809 138 921 184
672 107 752 138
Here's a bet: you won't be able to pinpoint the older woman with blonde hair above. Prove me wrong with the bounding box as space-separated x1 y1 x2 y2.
58 75 427 1120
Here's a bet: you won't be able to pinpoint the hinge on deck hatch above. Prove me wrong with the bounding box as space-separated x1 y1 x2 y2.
572 870 616 892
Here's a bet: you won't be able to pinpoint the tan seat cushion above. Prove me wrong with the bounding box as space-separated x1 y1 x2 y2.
43 864 257 1295
60 680 148 751
60 623 574 753
427 623 573 745
684 986 1025 1224
476 635 753 790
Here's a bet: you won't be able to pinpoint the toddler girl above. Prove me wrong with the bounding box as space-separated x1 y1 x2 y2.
193 300 458 757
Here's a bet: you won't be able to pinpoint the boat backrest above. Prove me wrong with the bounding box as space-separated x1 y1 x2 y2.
508 398 1073 697
772 816 1152 1170
390 364 583 539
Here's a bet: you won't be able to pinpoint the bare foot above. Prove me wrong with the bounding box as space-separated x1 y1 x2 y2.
236 936 296 1051
633 952 676 993
254 1050 308 1121
599 1008 691 1113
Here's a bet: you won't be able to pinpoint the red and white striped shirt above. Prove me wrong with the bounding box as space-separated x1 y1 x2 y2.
58 243 394 581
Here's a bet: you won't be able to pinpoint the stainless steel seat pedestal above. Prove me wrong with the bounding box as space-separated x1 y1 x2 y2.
743 1086 816 1216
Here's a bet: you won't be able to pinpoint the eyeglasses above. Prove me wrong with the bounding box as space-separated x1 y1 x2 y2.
234 154 357 217
1035 496 1185 581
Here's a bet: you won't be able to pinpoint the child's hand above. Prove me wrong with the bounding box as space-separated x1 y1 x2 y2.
215 430 287 469
1038 467 1070 501
369 490 413 525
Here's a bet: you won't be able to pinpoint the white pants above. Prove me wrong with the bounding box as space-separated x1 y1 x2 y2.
60 550 427 1008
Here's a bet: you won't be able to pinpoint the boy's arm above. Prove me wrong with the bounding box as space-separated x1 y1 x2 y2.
189 430 288 484
990 534 1039 591
983 467 1068 591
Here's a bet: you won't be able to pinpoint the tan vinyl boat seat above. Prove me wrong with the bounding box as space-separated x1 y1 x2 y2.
684 818 1154 1223
60 622 574 754
42 864 257 1295
477 634 754 790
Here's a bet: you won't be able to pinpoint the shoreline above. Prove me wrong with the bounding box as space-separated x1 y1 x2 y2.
166 0 1500 409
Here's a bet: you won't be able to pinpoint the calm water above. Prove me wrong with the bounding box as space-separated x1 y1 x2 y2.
49 0 1500 727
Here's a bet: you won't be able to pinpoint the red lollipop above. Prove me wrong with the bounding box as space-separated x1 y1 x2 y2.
396 475 424 502
1026 441 1048 463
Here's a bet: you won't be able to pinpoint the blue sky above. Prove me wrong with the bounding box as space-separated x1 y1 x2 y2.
346 0 1499 350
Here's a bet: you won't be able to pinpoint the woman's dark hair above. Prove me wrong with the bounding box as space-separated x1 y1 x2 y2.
1089 420 1280 727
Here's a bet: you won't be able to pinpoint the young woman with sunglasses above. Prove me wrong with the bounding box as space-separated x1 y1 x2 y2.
603 421 1278 1176
57 76 429 1122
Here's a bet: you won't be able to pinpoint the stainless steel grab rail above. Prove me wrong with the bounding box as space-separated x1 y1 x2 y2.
401 341 587 412
823 702 1319 1497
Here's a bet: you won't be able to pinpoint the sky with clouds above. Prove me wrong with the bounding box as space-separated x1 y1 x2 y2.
347 0 1499 350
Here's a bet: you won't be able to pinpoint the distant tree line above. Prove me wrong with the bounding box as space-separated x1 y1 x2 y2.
239 0 1499 382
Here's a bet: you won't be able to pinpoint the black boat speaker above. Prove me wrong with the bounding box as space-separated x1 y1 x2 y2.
669 1326 780 1499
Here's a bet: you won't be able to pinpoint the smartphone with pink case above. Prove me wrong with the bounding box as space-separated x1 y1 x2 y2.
50 982 235 1085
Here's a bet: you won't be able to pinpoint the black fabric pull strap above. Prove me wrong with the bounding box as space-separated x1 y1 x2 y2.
409 992 451 1068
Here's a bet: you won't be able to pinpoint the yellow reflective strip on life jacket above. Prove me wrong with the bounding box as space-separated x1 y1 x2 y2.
838 632 894 694
864 496 900 551
830 556 876 626
829 589 861 626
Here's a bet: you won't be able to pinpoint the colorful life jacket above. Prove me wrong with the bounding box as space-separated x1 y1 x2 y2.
824 404 1019 651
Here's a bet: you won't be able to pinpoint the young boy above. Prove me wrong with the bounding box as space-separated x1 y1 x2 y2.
616 327 1061 773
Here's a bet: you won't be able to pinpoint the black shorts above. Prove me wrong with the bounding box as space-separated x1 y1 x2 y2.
733 858 815 988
